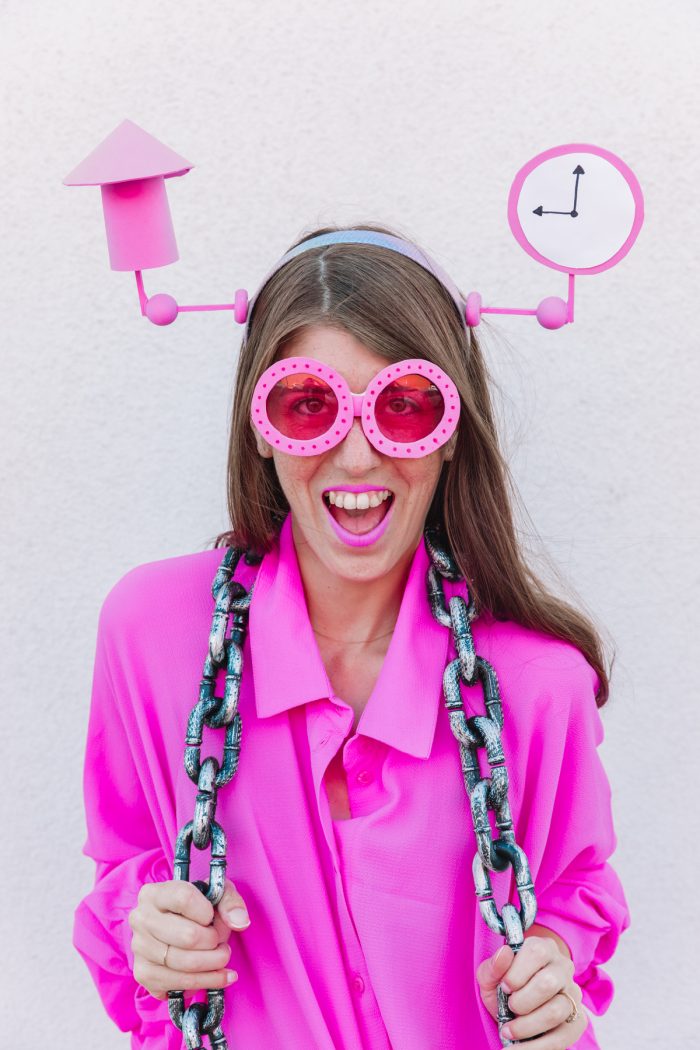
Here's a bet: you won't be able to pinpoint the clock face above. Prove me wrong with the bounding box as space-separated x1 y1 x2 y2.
507 144 644 274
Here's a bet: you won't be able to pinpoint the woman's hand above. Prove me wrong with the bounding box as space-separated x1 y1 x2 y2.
476 937 588 1047
128 877 252 1000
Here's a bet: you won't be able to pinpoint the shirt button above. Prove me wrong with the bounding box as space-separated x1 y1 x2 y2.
352 974 365 995
356 770 372 784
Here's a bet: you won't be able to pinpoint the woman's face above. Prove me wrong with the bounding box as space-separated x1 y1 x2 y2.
253 324 454 584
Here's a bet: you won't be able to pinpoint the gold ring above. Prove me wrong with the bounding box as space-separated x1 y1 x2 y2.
162 943 170 968
561 989 579 1023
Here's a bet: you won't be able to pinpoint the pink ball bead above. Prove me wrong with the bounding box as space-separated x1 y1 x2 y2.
234 288 249 324
536 296 568 330
145 293 179 326
465 291 482 327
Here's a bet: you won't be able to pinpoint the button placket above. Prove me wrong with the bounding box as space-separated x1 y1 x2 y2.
309 703 379 1021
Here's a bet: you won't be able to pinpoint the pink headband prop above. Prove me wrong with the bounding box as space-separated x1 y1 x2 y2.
244 229 469 336
64 122 644 334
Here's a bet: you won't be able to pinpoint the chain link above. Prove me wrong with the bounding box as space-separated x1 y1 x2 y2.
167 545 261 1050
167 530 535 1047
425 526 538 1046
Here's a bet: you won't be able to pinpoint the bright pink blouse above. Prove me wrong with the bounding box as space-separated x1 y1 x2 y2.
73 514 630 1049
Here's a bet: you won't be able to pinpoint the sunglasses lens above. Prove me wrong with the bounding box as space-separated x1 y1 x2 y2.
267 374 339 439
375 375 445 442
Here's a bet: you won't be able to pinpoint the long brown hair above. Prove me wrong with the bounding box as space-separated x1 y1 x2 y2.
212 221 613 707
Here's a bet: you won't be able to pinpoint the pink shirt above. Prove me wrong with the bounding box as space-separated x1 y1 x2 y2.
74 514 630 1049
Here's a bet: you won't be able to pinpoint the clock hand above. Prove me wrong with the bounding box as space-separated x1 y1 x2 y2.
533 165 586 218
571 164 585 216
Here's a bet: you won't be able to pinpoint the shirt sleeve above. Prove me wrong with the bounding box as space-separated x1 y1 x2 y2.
511 659 631 1018
72 596 178 1046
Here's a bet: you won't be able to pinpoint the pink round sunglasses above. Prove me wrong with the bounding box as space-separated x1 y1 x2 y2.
251 357 461 458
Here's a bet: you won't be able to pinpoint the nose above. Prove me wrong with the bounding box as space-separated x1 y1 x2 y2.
332 416 383 473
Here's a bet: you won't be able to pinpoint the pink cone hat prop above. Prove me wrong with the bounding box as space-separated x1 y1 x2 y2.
64 123 644 332
63 119 192 272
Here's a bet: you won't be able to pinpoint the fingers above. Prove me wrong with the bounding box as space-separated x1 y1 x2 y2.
501 938 573 1006
476 943 514 994
139 879 216 927
210 909 233 943
127 877 252 1001
131 881 220 952
132 948 239 1001
500 992 588 1046
131 927 234 975
215 877 252 931
497 938 585 1045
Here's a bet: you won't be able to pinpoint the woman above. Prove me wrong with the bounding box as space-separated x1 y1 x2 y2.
73 224 630 1049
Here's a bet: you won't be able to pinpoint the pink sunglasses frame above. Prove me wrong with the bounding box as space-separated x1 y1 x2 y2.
251 357 461 459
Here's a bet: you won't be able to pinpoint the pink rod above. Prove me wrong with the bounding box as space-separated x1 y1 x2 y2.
134 271 148 316
134 271 235 314
567 273 575 323
481 307 538 316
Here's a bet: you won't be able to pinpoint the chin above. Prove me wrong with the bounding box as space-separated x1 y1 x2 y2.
296 509 420 582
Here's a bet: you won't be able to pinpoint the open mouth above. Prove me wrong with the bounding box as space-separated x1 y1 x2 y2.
322 488 395 547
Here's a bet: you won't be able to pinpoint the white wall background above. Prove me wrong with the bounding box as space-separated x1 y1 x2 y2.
2 0 697 1045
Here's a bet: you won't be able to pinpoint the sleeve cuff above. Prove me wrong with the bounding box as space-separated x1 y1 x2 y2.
73 847 176 1038
533 875 631 1015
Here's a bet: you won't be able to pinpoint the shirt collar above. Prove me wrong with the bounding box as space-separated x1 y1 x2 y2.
249 514 450 759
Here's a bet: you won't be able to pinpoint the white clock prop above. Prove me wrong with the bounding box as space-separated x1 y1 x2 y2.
466 143 644 329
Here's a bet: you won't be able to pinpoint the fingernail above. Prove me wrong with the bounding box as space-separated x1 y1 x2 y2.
501 1025 513 1040
494 946 507 965
501 980 513 993
226 970 239 983
228 908 250 929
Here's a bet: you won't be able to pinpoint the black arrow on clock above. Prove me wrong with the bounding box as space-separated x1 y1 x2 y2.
533 165 585 218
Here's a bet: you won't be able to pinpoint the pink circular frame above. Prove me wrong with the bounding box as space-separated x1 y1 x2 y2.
507 143 645 276
251 357 461 458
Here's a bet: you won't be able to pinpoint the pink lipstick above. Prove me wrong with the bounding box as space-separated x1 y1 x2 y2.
321 486 395 548
324 498 395 548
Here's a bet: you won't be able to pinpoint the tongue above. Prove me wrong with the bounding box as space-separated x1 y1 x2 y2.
329 500 390 535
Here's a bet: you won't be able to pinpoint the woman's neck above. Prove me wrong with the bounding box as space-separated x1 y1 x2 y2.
292 528 413 646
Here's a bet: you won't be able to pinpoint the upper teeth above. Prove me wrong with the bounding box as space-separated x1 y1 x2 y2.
326 489 392 510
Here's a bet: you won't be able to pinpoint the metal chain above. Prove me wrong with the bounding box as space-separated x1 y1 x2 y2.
167 545 261 1050
424 526 537 1047
167 530 534 1048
